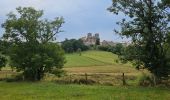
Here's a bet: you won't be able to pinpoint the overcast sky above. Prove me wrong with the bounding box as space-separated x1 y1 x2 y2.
0 0 128 42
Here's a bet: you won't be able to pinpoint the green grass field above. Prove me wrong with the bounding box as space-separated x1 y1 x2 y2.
0 82 169 100
0 50 169 100
64 50 126 67
0 50 147 86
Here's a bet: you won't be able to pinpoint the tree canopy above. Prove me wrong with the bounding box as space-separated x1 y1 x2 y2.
2 7 65 81
108 0 170 80
61 39 89 53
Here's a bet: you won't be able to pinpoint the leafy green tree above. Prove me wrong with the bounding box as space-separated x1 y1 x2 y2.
0 40 7 70
2 7 65 81
61 39 89 53
97 43 124 55
77 48 82 56
162 0 170 5
97 45 110 51
112 43 124 55
0 54 7 70
95 38 100 45
108 0 170 80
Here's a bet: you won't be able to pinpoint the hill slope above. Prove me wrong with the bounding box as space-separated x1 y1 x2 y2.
64 50 120 67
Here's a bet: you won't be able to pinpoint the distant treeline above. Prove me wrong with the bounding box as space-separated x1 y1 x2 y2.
61 38 125 55
97 43 124 55
61 39 89 53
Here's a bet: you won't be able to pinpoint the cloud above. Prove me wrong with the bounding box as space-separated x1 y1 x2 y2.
0 0 127 42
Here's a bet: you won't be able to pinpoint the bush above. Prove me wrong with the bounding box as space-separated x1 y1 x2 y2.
61 39 89 53
73 79 96 85
10 43 65 81
0 54 7 69
51 69 66 77
97 45 110 51
97 43 125 55
138 72 156 87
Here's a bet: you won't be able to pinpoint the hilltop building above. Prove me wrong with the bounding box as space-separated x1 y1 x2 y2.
80 33 130 46
81 33 100 46
101 40 130 47
101 40 117 46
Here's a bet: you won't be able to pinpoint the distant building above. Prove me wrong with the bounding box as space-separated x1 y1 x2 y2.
80 33 100 46
101 40 117 46
101 40 130 47
80 33 130 46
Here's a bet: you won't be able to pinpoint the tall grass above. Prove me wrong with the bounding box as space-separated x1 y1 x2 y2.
0 82 169 100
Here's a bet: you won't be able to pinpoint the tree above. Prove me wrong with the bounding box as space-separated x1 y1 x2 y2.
97 43 124 55
2 7 65 81
61 39 89 53
77 48 82 56
0 40 7 69
95 38 100 45
0 54 7 70
108 0 170 81
112 43 124 55
162 0 170 5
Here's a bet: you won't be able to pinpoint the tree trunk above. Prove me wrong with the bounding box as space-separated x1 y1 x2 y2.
37 69 41 81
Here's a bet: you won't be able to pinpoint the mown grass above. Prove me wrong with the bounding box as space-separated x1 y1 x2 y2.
83 50 119 65
0 50 169 100
63 51 139 86
0 50 143 86
64 50 123 67
0 82 169 100
64 53 106 67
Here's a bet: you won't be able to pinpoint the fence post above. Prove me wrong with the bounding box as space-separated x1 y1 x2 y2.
85 73 88 84
69 75 72 83
122 73 126 85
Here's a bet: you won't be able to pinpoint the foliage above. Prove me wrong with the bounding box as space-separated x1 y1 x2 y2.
0 54 7 70
51 68 66 77
112 43 124 55
162 0 170 6
97 45 110 51
2 7 65 81
0 40 7 69
97 43 124 55
95 38 100 45
108 0 170 79
138 73 155 87
77 48 82 56
61 39 89 53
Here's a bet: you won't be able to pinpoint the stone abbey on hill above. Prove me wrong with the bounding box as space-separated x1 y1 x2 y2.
80 33 100 46
80 33 129 46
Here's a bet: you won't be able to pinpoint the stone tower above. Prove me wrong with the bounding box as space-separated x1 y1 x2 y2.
80 33 100 46
94 33 99 39
87 33 92 38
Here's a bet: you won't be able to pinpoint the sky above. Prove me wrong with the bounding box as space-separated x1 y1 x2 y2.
0 0 128 42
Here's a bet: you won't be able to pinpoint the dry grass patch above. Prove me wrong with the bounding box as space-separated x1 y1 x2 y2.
64 65 139 74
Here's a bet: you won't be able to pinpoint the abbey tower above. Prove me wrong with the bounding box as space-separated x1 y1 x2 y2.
81 33 100 46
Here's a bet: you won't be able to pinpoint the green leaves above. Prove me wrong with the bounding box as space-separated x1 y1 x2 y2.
61 39 89 53
109 0 170 79
2 7 65 81
0 54 7 70
2 7 64 44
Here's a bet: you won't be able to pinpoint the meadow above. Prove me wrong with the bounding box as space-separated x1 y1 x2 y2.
61 51 141 86
64 50 119 67
0 82 169 100
0 50 169 100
